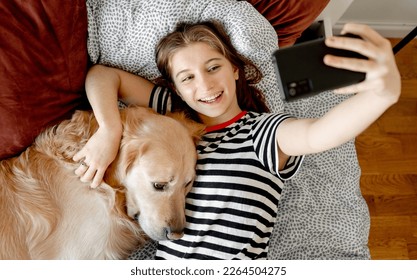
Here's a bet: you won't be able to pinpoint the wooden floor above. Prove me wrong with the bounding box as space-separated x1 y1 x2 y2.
356 38 417 259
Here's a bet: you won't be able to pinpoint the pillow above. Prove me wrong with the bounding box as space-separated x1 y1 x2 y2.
87 0 283 113
247 0 330 47
0 0 89 159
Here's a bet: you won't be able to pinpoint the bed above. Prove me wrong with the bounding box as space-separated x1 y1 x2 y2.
0 0 370 259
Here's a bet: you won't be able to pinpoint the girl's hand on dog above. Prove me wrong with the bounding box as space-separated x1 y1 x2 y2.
73 125 122 188
324 23 401 104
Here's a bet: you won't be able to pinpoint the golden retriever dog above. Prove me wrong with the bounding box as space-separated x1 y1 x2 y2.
0 106 204 259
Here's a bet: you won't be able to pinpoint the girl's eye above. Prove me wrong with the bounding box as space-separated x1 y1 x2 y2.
181 75 193 83
208 65 220 72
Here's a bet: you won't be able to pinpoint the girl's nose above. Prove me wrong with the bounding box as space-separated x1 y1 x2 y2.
198 73 214 91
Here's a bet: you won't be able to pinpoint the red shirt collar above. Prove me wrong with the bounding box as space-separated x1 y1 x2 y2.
205 111 247 133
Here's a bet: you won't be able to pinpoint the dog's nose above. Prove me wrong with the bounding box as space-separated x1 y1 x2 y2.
164 227 184 240
133 213 139 221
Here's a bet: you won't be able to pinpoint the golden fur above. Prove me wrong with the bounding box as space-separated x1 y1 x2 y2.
0 106 204 259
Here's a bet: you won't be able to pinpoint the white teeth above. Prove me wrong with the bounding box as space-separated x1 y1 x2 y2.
199 92 222 103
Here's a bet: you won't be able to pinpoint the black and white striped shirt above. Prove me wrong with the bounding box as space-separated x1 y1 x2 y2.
149 86 303 259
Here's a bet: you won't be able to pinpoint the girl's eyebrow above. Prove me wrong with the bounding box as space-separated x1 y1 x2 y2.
174 57 223 79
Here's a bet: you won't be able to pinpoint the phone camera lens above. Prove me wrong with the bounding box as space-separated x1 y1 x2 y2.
289 88 297 96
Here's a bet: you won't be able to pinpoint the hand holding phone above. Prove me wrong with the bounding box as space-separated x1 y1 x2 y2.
272 34 367 101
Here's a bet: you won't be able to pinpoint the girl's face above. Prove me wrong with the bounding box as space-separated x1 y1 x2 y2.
170 42 241 126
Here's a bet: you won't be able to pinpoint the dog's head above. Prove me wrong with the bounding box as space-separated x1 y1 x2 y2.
106 107 205 241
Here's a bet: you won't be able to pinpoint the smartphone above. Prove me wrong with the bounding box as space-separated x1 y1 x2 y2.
272 35 366 101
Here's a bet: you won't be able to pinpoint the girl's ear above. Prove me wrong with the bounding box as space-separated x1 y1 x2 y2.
233 67 239 80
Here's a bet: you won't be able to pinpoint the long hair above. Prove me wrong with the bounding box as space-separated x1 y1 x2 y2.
155 21 270 121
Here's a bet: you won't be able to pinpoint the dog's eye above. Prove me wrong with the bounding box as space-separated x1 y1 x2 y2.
153 182 167 191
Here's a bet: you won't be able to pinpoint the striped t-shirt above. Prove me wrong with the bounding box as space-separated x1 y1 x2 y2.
149 86 303 259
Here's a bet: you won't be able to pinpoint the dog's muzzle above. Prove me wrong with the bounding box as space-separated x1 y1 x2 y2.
164 227 184 240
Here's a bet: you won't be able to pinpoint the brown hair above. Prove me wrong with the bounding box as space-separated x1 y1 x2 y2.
155 21 270 121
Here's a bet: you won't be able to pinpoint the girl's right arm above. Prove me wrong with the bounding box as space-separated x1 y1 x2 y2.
73 65 155 188
86 64 155 112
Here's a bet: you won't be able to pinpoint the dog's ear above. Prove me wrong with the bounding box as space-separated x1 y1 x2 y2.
105 140 149 186
120 140 148 174
167 112 206 144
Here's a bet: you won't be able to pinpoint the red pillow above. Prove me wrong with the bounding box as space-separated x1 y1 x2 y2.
248 0 330 47
0 0 89 159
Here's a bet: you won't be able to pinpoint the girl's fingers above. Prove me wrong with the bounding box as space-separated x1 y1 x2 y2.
324 53 389 80
324 54 377 73
80 165 97 184
325 35 383 61
91 169 105 189
325 23 393 62
73 152 82 162
74 161 104 189
74 159 95 183
324 23 400 104
341 23 389 47
74 163 88 176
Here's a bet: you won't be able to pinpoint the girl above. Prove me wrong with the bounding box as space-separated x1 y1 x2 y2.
74 21 400 259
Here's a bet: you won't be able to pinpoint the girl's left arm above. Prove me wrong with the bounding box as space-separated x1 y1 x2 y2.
276 23 401 157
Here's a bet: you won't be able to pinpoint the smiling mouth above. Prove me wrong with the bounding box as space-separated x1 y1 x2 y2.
199 92 223 103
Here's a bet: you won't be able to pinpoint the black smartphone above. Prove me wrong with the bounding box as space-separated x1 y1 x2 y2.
272 34 366 101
